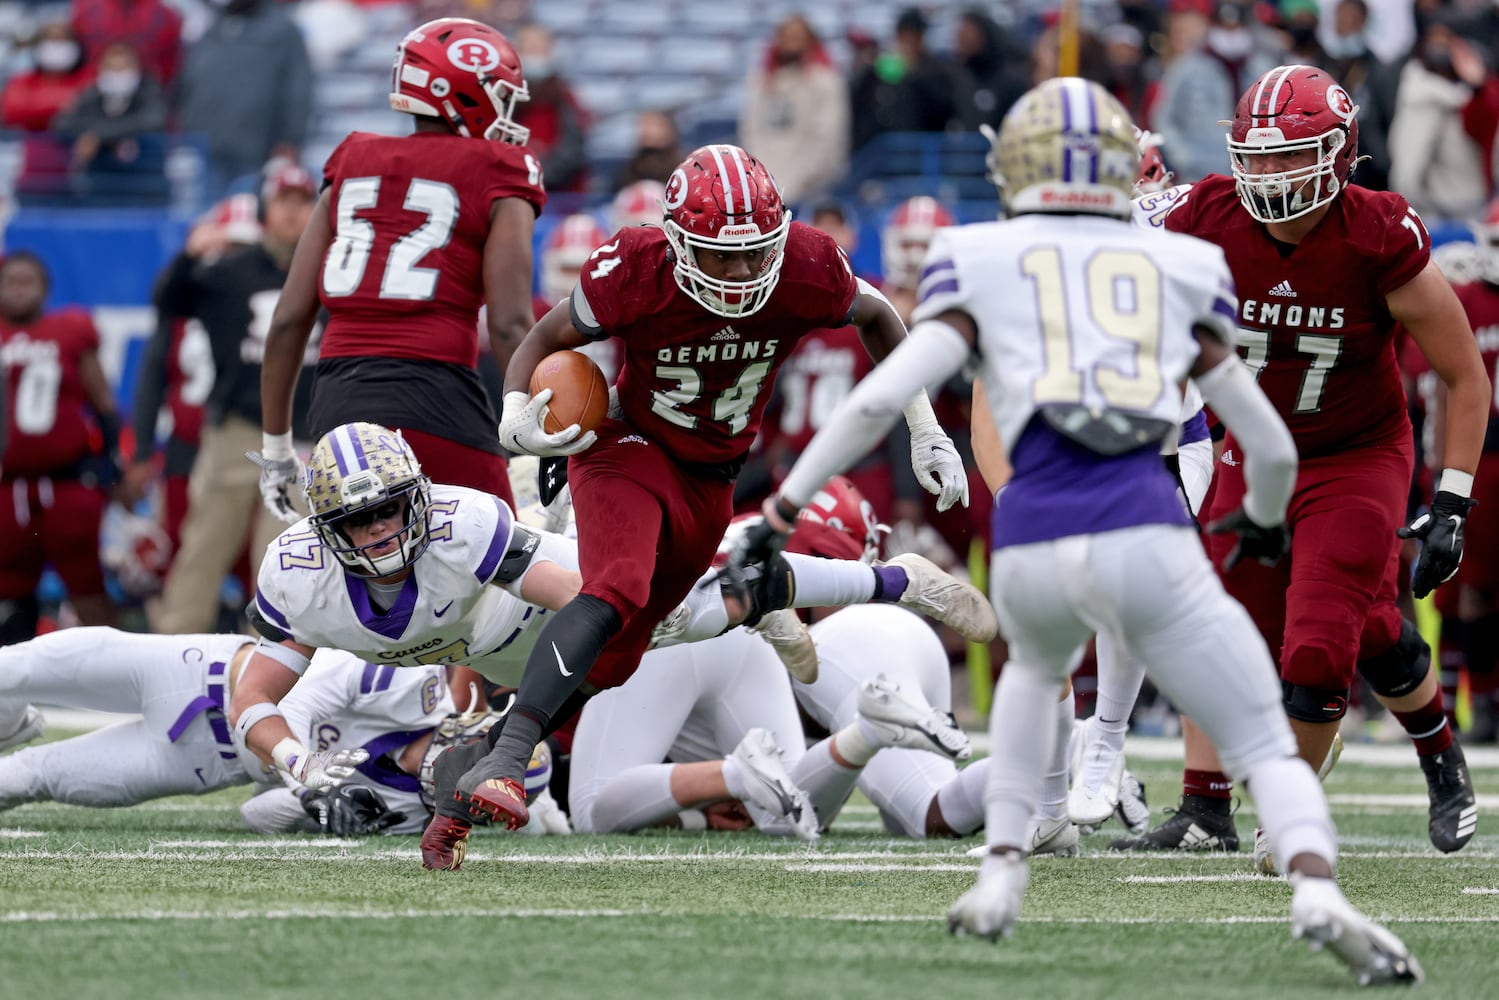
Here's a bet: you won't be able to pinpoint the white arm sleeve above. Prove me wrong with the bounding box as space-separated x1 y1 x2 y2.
779 319 970 507
1193 356 1297 526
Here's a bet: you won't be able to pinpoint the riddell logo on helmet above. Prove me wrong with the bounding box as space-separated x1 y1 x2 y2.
718 224 763 238
1039 189 1116 207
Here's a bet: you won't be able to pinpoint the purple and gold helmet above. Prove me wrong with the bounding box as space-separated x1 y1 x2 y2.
305 422 432 577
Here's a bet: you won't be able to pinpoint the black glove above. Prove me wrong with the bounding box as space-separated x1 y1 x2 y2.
1398 490 1478 599
301 785 406 837
718 495 799 606
1205 506 1291 572
538 456 569 506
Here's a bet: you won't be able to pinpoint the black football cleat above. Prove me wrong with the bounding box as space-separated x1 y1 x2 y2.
1420 742 1477 852
1109 795 1239 852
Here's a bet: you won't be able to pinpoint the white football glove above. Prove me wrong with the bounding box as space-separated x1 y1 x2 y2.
246 433 305 523
498 390 597 458
909 425 969 512
274 739 369 790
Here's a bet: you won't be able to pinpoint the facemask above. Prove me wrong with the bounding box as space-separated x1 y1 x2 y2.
97 69 140 98
33 40 79 73
523 54 554 82
1207 26 1255 61
1324 33 1367 59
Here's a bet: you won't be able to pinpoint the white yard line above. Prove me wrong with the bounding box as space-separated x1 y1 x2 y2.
1 908 1495 925
0 830 45 839
1119 873 1269 884
1327 793 1499 809
785 863 976 873
1461 887 1499 895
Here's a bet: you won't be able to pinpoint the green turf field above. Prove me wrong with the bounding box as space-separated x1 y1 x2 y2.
1 736 1494 1000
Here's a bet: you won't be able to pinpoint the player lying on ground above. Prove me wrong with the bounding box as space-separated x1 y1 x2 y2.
726 78 1421 986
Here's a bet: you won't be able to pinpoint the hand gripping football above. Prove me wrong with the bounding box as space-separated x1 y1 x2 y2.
529 350 610 436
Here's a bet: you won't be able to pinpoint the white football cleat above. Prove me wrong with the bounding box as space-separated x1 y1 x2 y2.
856 675 971 760
648 603 691 649
0 706 44 753
1068 718 1126 827
948 852 1030 941
1025 814 1080 857
731 728 819 842
1115 771 1150 834
518 787 573 836
1290 874 1423 986
885 553 998 643
1253 826 1277 876
1318 730 1344 782
749 609 819 684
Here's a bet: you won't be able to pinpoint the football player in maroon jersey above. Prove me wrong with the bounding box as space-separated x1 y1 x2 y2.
1114 64 1489 857
254 18 545 517
0 252 122 637
431 143 971 842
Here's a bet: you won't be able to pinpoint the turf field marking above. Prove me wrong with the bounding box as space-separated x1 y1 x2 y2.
0 830 44 839
1461 887 1499 895
1119 873 1268 884
1327 793 1499 809
785 863 976 873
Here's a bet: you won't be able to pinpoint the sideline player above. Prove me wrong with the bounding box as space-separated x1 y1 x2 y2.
1117 64 1486 858
731 78 1420 984
458 143 973 832
254 17 546 517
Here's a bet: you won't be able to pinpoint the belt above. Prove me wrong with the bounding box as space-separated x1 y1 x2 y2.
166 660 238 761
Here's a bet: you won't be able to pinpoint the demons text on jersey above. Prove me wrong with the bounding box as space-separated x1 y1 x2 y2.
654 335 780 366
1239 299 1346 330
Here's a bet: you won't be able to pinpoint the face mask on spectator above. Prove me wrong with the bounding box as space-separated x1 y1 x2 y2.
97 69 140 99
1324 33 1367 59
522 54 555 82
1206 26 1254 60
34 40 79 73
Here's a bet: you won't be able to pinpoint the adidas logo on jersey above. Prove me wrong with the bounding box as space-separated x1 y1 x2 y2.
1221 450 1240 467
1268 280 1297 298
711 326 739 342
620 434 649 445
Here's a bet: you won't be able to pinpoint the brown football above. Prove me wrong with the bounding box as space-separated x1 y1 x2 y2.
529 350 610 436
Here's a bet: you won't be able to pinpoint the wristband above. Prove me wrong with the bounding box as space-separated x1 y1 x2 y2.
903 391 940 432
272 737 309 777
1438 469 1474 499
261 431 295 462
764 495 799 533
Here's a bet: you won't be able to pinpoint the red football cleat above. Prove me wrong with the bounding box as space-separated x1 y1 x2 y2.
420 814 472 871
468 777 529 830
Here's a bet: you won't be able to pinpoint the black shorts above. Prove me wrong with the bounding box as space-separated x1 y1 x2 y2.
309 356 503 455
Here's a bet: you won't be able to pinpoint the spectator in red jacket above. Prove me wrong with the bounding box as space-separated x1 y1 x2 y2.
513 24 589 193
1 22 92 132
70 0 182 86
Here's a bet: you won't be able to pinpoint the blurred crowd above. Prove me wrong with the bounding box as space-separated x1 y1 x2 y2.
4 0 1499 742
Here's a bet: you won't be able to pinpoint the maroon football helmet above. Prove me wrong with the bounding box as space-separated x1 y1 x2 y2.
611 179 666 230
881 196 954 290
1227 64 1360 223
661 144 790 318
389 18 530 144
784 476 889 563
542 213 608 302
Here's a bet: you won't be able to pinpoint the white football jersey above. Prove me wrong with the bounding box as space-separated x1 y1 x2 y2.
914 213 1236 457
255 484 565 685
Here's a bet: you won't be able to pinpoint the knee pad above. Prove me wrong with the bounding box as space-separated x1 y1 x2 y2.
1356 619 1431 698
0 595 38 646
1282 680 1349 723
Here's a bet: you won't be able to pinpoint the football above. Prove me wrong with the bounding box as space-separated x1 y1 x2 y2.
529 349 610 436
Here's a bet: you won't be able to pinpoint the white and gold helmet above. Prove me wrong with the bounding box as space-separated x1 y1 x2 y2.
304 422 433 577
982 77 1140 220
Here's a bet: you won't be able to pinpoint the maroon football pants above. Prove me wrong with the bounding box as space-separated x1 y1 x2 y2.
568 420 735 689
0 476 107 600
399 427 515 511
1206 435 1412 691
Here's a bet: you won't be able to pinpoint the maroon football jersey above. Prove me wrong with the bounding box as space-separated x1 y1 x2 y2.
166 316 211 447
1166 175 1427 457
573 222 859 464
0 308 101 475
774 324 872 453
317 131 547 368
1453 281 1499 424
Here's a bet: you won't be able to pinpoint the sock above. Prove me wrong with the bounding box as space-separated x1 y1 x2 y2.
872 565 909 602
1093 632 1146 753
584 765 680 832
789 739 861 829
1183 768 1233 802
984 663 1066 850
1439 618 1465 728
833 720 880 767
935 758 989 836
1039 694 1073 820
720 756 749 801
778 553 875 608
1392 692 1453 756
